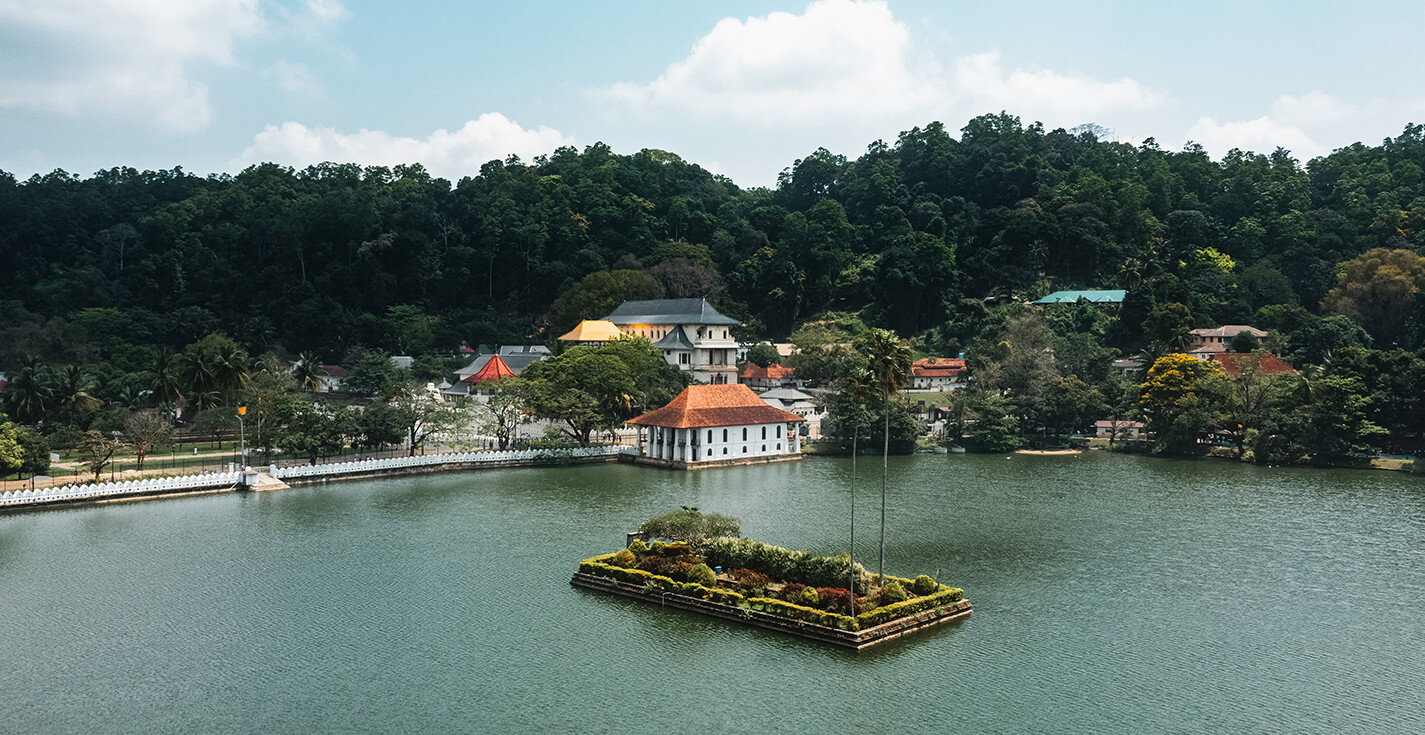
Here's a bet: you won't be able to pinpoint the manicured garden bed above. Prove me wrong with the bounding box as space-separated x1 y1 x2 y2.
571 536 970 650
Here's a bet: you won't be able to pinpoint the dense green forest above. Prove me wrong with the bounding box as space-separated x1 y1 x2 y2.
6 112 1425 366
6 112 1425 466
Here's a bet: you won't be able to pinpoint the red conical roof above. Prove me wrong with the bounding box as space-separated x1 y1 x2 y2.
465 354 518 383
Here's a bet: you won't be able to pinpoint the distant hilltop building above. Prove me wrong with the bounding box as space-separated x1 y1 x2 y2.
1188 325 1268 355
1033 289 1126 305
910 357 966 390
626 384 803 468
601 298 741 385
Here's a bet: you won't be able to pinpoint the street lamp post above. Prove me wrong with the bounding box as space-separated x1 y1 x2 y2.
237 405 247 469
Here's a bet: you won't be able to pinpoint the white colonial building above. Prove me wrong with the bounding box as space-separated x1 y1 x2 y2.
603 298 741 384
627 384 803 468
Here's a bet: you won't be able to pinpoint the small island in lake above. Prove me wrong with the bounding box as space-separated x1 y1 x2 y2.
571 509 970 650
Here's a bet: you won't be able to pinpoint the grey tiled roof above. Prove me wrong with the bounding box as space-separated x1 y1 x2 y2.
603 298 740 326
652 325 696 350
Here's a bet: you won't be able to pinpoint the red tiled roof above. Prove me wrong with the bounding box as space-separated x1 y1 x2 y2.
740 363 796 380
322 365 348 378
465 354 518 383
1208 352 1299 377
911 357 965 378
628 384 804 428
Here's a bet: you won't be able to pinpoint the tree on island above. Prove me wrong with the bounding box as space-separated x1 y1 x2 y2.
861 328 913 587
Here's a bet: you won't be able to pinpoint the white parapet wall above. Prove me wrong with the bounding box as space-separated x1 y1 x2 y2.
269 446 633 480
0 470 243 508
0 446 633 510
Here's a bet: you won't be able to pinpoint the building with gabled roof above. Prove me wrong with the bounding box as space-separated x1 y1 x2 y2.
626 384 803 468
741 363 800 390
602 298 740 384
1189 325 1268 354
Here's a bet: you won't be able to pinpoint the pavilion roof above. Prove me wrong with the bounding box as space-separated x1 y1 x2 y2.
627 384 804 429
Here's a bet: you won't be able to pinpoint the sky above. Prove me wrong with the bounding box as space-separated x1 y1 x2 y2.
3 0 1423 188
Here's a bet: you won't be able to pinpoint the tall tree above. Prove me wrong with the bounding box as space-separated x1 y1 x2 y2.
860 328 913 587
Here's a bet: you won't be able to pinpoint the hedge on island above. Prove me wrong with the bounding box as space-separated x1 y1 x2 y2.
578 535 964 632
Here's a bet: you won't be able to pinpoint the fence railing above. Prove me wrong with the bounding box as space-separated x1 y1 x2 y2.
0 470 243 508
270 445 632 480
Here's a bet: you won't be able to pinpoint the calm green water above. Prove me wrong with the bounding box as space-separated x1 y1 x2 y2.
2 452 1423 733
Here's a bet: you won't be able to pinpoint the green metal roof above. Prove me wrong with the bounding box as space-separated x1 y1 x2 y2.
1033 289 1127 304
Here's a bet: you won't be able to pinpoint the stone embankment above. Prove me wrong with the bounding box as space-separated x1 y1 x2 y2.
1 446 633 512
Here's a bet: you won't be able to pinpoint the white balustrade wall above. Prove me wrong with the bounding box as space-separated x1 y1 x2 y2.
269 445 632 480
0 446 632 509
0 470 242 508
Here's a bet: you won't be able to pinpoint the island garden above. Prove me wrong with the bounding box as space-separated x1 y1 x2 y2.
571 509 969 650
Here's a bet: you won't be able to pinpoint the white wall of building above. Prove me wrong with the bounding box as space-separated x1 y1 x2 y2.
640 421 798 462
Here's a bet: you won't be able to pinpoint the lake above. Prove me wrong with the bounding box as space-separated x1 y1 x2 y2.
2 452 1422 733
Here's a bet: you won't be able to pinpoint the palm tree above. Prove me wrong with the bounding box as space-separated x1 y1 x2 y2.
293 352 327 393
149 349 183 406
840 366 876 612
52 365 101 424
2 358 53 424
862 328 913 587
210 341 251 395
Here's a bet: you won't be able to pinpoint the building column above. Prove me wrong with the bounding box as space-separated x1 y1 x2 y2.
636 426 645 456
792 423 801 453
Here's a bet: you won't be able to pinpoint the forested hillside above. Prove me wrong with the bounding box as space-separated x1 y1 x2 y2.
4 112 1425 367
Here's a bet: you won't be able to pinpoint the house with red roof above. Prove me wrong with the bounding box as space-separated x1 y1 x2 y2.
740 362 800 390
626 384 804 468
910 358 966 390
1207 352 1299 377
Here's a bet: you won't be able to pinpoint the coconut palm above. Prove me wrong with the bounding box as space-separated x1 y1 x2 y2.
293 352 327 393
52 364 102 424
148 349 183 406
840 365 876 612
1 358 53 424
210 341 251 394
862 328 913 587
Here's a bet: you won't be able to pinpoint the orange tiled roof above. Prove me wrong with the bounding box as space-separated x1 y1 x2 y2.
465 354 518 383
627 384 804 428
911 357 965 378
740 363 796 380
1208 352 1299 377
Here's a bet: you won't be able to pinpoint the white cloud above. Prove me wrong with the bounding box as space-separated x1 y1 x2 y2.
1184 116 1323 159
952 53 1168 117
603 0 925 124
236 113 576 179
1272 90 1355 126
267 60 321 95
599 0 1167 130
0 0 265 131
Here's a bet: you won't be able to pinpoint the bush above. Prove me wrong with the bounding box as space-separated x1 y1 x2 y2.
815 587 854 615
628 538 649 553
911 575 937 597
780 583 806 602
732 568 771 589
855 587 964 629
639 556 672 576
650 540 668 555
639 507 741 547
749 597 856 630
701 537 870 593
799 586 820 607
882 580 907 604
687 563 716 587
612 549 636 567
